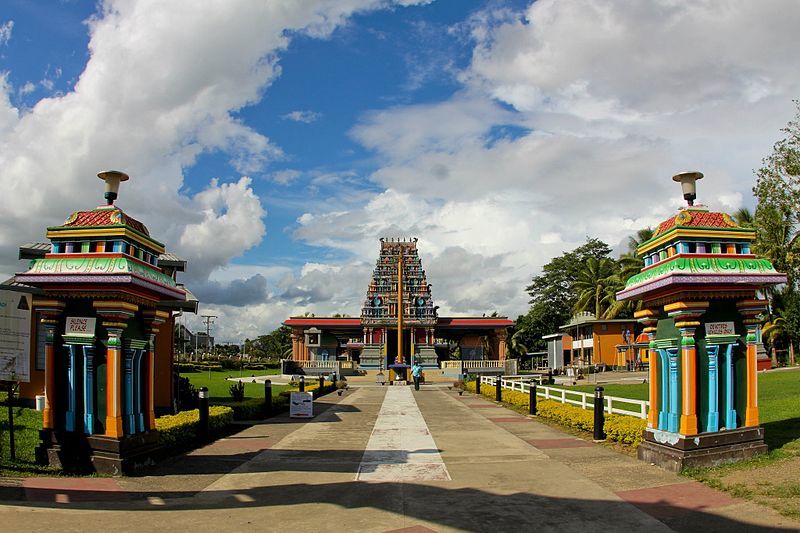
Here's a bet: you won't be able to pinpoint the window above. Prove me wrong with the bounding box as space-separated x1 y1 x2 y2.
35 316 46 371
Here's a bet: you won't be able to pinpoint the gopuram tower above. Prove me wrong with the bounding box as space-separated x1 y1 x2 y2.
359 238 438 370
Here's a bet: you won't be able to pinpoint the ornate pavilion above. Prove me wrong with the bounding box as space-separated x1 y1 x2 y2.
12 171 196 473
617 171 785 471
283 238 513 370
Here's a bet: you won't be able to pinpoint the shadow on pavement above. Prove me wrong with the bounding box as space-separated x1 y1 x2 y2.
0 480 794 532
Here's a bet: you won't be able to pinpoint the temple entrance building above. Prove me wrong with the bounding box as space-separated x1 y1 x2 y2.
283 238 513 375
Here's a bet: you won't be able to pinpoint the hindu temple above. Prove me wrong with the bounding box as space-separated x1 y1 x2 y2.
13 171 196 474
284 238 513 377
616 171 786 471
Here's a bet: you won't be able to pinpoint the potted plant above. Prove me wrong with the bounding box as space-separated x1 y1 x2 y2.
453 379 465 395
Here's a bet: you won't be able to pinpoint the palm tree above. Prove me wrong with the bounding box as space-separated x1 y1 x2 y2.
628 227 655 254
732 207 754 228
573 257 618 318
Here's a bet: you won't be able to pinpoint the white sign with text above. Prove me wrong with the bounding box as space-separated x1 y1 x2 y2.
66 317 96 336
705 321 736 336
0 289 32 382
289 392 314 418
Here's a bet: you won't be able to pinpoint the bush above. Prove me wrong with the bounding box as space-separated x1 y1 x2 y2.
176 375 197 410
229 381 246 402
156 405 233 450
464 379 646 446
226 397 265 420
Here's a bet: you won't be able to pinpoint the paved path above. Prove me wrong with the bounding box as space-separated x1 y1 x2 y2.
1 386 798 532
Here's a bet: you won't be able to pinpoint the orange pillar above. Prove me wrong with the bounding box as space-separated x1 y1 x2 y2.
104 326 125 438
41 319 59 430
678 326 699 436
635 309 659 430
744 323 760 427
737 300 767 427
34 300 65 431
496 329 507 361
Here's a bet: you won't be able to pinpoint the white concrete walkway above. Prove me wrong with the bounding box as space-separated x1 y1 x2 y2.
356 387 450 482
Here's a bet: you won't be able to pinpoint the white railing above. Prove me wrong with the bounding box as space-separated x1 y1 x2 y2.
441 360 505 369
299 360 338 369
478 375 648 420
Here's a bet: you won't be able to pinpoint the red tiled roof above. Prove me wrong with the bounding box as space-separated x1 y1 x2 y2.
61 208 150 236
282 316 514 328
655 209 738 237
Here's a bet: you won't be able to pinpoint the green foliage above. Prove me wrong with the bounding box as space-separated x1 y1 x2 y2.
517 238 615 352
572 256 619 318
229 381 246 402
245 325 293 360
176 375 198 410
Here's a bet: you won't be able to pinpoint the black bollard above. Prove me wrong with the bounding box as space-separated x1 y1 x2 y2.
593 386 606 441
495 376 502 402
264 379 272 418
198 387 209 440
476 374 481 395
319 375 325 393
529 381 537 415
299 375 305 392
547 369 553 385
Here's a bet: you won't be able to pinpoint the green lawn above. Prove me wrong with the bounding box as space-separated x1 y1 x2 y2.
182 370 291 403
0 394 55 476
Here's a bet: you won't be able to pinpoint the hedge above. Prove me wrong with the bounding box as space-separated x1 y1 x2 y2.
464 380 646 447
155 405 234 450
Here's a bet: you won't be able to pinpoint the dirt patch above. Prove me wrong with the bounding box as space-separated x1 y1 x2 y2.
712 456 800 519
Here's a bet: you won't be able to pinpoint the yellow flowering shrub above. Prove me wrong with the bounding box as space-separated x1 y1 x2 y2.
464 379 645 446
156 405 233 449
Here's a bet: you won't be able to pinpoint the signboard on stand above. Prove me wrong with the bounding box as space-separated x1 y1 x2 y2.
0 289 32 382
289 392 314 418
66 316 96 337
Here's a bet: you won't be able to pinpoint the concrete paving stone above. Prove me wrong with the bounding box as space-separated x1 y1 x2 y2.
527 438 595 449
616 481 738 519
2 386 799 532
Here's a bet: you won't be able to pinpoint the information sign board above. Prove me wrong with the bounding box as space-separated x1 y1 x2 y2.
66 316 97 337
0 289 32 382
289 392 314 418
705 321 736 336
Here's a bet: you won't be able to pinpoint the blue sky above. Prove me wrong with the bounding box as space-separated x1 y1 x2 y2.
2 1 799 341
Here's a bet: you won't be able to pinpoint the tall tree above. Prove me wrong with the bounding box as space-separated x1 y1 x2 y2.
521 238 613 350
753 100 800 289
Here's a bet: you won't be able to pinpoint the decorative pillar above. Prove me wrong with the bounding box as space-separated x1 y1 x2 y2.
496 329 507 361
64 344 78 432
105 326 125 437
724 344 737 428
35 300 65 430
738 300 767 427
665 301 708 436
635 309 659 429
94 301 137 438
667 347 680 433
83 346 95 434
124 347 136 433
143 310 168 431
704 333 739 433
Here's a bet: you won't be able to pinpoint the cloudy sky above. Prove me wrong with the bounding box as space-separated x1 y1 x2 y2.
1 0 798 342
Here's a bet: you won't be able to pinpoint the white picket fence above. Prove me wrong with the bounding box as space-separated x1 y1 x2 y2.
478 375 649 420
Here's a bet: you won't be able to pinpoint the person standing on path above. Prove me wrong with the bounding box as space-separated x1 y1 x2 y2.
411 361 423 390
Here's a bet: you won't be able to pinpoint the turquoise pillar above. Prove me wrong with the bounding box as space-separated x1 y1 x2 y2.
64 344 77 432
667 348 679 433
124 348 135 434
133 349 145 433
724 344 737 429
657 348 669 430
705 345 720 432
83 346 95 435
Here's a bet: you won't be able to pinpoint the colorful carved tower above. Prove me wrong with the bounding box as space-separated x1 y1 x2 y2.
617 171 786 472
15 171 186 474
359 238 438 369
